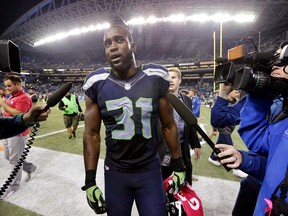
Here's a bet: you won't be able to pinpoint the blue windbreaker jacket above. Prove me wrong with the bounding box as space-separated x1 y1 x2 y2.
238 94 288 216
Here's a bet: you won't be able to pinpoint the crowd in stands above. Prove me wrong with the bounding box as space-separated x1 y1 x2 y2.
13 28 287 105
21 82 85 103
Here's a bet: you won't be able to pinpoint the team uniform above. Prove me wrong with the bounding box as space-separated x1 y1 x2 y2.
191 95 200 118
83 63 170 216
238 94 288 216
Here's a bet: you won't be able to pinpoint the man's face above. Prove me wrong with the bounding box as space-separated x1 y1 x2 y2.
188 90 195 97
271 65 288 79
4 80 21 95
168 71 181 93
103 27 136 72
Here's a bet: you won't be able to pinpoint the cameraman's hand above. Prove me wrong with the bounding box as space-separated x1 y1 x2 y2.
219 83 233 99
215 144 243 168
84 185 107 214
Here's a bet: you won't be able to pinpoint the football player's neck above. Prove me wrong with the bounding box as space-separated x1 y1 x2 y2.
114 61 137 79
114 62 137 80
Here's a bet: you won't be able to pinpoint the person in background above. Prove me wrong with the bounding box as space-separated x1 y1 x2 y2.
0 86 9 99
0 86 9 116
160 67 201 184
82 25 186 216
188 88 201 119
28 86 40 128
58 90 83 140
208 90 248 178
0 75 38 197
188 88 203 143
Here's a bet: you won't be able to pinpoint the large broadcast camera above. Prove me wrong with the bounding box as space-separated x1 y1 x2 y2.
0 40 21 73
215 37 288 97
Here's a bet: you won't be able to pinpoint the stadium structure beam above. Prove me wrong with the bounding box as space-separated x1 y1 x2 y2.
1 0 288 54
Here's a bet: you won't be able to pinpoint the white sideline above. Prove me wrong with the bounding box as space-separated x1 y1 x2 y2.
0 124 240 216
34 125 84 139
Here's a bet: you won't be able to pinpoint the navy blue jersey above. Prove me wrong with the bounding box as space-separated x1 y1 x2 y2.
83 63 170 171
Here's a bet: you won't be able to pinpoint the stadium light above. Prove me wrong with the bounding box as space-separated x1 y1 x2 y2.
186 14 210 22
34 22 110 47
164 14 186 23
33 12 255 47
127 12 255 25
212 13 232 23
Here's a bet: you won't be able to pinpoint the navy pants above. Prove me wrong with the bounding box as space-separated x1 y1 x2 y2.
105 164 167 216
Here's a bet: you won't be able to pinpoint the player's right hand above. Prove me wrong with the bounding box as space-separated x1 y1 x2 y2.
84 185 107 214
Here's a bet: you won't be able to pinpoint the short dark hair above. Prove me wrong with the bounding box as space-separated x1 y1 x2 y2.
105 25 134 42
3 75 22 85
190 88 196 93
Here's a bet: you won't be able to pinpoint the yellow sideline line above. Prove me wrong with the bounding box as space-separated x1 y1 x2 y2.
34 124 84 139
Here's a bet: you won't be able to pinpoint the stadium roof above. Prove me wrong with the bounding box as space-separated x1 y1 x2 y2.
1 0 288 58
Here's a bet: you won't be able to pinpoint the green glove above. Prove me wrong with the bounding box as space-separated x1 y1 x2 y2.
172 171 186 194
83 185 107 214
168 156 186 194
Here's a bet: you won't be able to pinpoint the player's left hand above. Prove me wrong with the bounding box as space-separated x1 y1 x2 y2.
83 185 107 214
169 171 186 194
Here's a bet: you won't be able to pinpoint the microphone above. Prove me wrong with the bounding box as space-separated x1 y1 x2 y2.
167 93 231 172
44 82 73 111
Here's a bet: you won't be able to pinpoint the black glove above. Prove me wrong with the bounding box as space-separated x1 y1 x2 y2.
169 156 186 194
82 184 107 214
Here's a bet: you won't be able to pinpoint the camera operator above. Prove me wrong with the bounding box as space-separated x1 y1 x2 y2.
215 62 288 215
211 83 260 216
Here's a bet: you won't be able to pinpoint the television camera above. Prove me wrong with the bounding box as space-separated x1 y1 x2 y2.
214 36 288 97
0 39 21 73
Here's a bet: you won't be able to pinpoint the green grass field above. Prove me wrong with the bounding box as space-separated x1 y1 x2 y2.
0 102 248 215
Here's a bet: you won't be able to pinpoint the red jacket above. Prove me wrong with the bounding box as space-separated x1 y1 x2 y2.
3 90 32 136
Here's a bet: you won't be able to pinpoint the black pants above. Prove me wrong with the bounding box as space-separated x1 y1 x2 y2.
232 175 261 216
